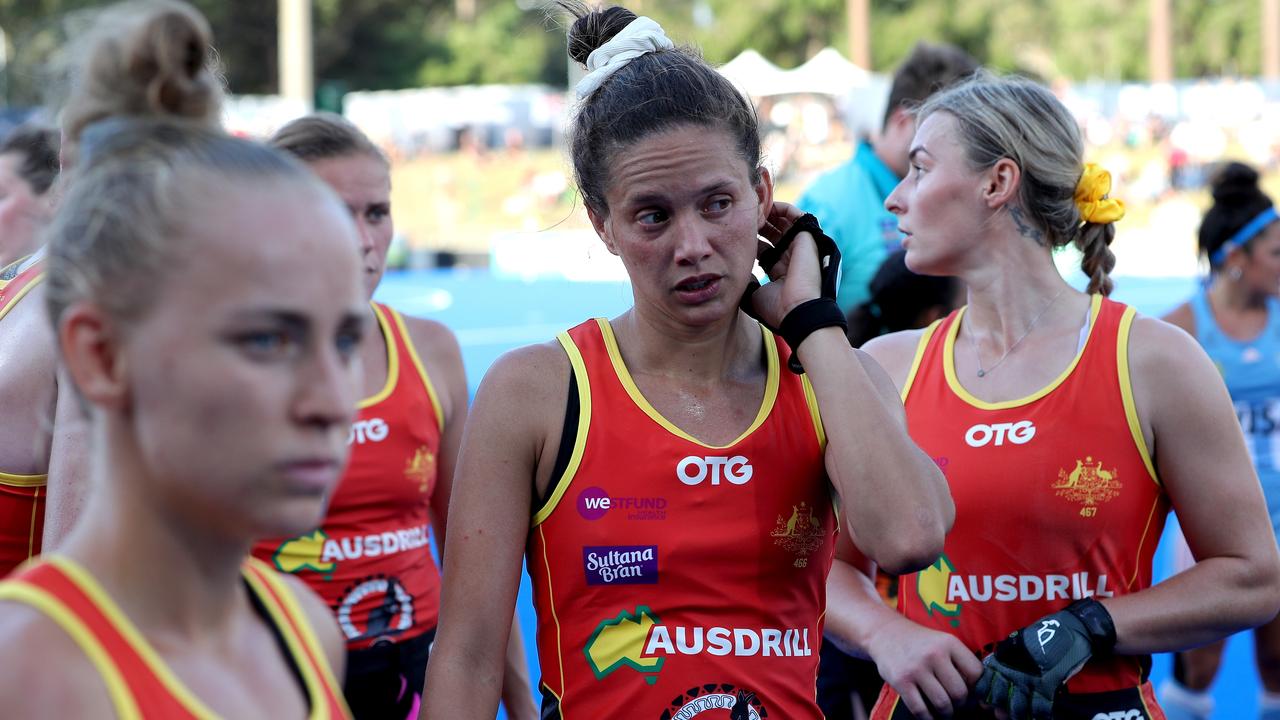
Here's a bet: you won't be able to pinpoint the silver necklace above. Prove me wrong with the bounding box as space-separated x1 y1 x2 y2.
969 286 1069 378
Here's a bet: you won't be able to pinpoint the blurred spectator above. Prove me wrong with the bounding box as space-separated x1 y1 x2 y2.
0 123 60 269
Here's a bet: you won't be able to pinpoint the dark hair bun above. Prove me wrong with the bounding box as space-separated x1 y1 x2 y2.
561 2 638 65
1211 161 1262 205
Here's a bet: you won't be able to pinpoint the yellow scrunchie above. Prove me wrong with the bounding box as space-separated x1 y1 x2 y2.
1075 163 1125 224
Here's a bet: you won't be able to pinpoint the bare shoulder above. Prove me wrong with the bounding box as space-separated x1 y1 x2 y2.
0 599 112 715
1127 313 1208 375
397 313 463 367
1125 313 1224 428
1161 301 1196 335
476 340 571 413
276 574 345 680
859 327 932 392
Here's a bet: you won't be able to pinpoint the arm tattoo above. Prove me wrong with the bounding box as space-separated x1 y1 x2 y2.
1009 206 1047 246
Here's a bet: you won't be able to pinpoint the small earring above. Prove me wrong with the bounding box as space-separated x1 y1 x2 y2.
1230 266 1244 281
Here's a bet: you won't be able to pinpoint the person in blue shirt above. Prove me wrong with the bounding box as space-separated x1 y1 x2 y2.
798 42 977 315
1160 161 1280 720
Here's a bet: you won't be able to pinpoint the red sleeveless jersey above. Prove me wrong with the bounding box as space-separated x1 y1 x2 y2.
254 303 444 651
0 253 47 576
0 556 351 718
872 296 1169 719
530 318 836 719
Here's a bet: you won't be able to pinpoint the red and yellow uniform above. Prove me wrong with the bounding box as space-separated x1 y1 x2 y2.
254 303 444 651
0 555 351 718
873 295 1169 719
530 318 836 719
0 253 47 576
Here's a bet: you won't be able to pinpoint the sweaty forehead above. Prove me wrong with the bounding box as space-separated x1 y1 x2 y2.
607 127 748 203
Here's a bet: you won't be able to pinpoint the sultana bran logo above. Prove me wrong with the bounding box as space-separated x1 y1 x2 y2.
1052 456 1122 517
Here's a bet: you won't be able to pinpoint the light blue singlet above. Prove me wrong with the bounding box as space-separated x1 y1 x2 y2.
1190 291 1280 541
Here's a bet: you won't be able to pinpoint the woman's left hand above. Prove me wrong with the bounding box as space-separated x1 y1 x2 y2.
749 201 824 328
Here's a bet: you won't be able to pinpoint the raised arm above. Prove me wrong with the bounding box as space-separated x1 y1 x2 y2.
752 203 952 573
422 343 566 718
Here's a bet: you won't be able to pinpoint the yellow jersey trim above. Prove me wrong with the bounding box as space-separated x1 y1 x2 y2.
242 558 352 720
0 581 144 720
0 272 43 323
0 470 47 488
597 318 780 449
800 374 827 450
900 319 943 403
27 487 40 561
385 306 445 431
538 526 568 716
358 303 400 410
1116 306 1159 486
45 556 224 719
533 333 593 527
942 294 1102 410
1128 495 1165 589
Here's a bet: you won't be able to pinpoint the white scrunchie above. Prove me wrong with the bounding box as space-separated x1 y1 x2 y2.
575 16 674 100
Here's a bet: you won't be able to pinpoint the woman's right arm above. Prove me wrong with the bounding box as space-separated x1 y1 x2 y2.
422 343 565 719
826 534 982 720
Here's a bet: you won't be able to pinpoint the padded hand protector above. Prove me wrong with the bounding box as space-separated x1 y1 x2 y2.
740 214 846 373
739 213 844 330
975 599 1116 720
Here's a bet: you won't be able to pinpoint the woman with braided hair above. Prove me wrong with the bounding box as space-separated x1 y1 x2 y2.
824 73 1280 720
424 2 954 717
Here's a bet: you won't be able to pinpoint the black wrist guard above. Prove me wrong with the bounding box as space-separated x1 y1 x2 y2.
1064 598 1117 655
779 298 848 374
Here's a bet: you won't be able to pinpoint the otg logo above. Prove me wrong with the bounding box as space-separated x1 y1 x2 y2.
676 456 753 486
965 421 1035 448
349 418 389 445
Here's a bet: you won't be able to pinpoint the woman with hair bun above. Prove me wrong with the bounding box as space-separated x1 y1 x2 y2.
0 2 359 716
424 2 954 717
254 112 535 720
1157 162 1280 720
824 73 1280 720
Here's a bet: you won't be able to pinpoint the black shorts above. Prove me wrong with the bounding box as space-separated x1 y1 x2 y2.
342 628 435 720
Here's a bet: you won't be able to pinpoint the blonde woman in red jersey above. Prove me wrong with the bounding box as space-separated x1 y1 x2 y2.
253 114 535 720
825 73 1280 720
0 2 357 716
424 3 954 718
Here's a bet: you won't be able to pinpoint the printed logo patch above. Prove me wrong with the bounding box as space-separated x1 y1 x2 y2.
660 684 769 719
577 486 612 520
576 487 668 521
584 545 658 586
1053 456 1122 517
